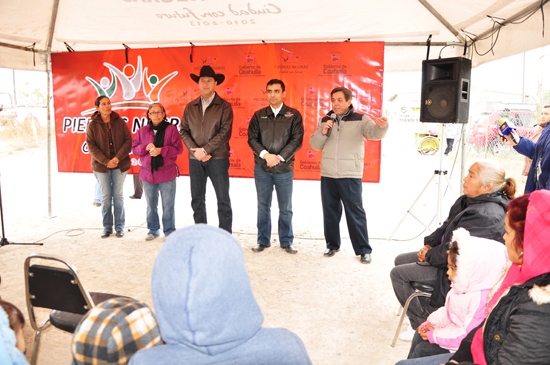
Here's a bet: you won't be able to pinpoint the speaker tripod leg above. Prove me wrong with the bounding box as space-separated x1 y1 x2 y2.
387 173 438 241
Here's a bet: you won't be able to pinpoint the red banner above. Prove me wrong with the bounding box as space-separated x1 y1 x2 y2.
52 42 384 182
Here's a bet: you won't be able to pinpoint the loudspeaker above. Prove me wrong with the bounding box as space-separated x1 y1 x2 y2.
420 57 471 124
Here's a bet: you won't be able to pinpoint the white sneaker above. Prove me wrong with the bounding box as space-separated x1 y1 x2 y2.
399 325 415 342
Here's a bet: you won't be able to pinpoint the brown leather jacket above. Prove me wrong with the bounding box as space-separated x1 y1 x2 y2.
180 92 233 160
86 111 132 173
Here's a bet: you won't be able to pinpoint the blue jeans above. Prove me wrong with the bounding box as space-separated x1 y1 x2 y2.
254 165 294 247
395 353 453 365
189 158 232 233
94 169 127 233
143 179 177 236
93 179 102 204
320 177 371 255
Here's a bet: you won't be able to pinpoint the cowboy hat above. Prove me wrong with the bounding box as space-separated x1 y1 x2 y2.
190 65 225 85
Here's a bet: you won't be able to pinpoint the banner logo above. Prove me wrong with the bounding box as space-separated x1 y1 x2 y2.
83 56 178 115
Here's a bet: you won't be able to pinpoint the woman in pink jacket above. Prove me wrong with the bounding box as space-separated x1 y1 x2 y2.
132 103 184 241
396 228 507 363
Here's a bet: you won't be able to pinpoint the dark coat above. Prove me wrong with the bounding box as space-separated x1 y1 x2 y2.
450 272 550 365
86 111 132 173
425 192 509 307
180 92 233 160
247 104 304 174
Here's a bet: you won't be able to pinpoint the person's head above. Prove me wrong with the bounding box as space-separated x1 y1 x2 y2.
448 228 507 293
94 96 111 116
199 76 217 99
463 160 516 199
0 301 25 354
540 105 550 127
147 103 167 126
71 297 162 365
150 225 264 355
190 65 225 99
447 241 459 283
504 194 529 265
266 79 285 109
330 87 353 117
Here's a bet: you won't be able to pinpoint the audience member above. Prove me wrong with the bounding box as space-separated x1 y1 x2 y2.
395 228 507 363
130 225 311 365
391 160 515 340
0 300 28 365
404 191 550 365
71 297 162 365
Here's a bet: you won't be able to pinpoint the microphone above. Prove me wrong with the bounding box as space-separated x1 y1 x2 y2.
326 113 338 138
498 118 520 144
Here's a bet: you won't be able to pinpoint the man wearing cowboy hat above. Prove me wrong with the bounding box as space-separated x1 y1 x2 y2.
180 65 233 233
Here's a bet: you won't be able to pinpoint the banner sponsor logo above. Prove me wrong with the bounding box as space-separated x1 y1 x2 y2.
83 56 178 115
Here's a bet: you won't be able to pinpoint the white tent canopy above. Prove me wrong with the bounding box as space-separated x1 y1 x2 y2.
2 0 550 72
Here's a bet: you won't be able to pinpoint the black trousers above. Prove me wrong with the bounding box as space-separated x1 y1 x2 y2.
321 177 372 255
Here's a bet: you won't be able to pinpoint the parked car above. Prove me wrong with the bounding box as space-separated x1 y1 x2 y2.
469 109 536 155
0 92 17 126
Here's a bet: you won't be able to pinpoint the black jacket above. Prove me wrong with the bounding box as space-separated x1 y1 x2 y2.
449 272 550 365
247 104 304 174
425 192 509 307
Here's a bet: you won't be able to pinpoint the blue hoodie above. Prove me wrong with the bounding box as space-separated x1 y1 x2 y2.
0 307 28 365
130 225 311 365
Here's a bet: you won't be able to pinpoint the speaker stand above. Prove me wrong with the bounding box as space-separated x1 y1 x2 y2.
388 124 457 241
0 172 43 248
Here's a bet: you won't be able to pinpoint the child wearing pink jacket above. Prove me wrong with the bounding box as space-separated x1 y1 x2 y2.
401 228 508 361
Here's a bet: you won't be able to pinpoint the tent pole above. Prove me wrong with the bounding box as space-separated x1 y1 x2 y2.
417 0 465 44
44 0 60 219
46 53 55 219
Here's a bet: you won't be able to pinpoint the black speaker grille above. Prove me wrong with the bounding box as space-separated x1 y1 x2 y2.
425 85 457 119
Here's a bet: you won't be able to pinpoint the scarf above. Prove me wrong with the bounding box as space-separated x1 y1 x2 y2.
150 120 170 172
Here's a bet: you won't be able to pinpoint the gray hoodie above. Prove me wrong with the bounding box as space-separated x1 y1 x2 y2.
130 225 311 365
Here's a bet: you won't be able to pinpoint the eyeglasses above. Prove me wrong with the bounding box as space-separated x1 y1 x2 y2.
149 111 164 115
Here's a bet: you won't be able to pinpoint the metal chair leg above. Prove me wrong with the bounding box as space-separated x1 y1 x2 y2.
391 290 432 347
31 330 42 365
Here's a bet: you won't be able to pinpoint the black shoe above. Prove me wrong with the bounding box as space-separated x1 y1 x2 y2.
283 245 297 254
252 244 267 252
101 231 111 238
324 248 339 257
116 231 124 238
360 254 372 264
129 195 141 199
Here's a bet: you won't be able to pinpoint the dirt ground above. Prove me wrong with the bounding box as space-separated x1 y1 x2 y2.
0 123 526 364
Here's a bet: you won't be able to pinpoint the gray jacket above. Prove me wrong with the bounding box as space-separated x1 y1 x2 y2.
309 107 388 178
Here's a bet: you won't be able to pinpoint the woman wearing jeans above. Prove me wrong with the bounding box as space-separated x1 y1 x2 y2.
86 96 132 238
132 103 183 241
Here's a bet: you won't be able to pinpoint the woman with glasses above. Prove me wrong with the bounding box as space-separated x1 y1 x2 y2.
132 103 184 241
86 96 132 238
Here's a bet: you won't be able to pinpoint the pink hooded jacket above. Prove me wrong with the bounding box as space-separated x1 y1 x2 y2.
424 228 507 351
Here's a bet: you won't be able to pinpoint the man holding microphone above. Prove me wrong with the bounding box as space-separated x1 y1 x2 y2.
309 86 389 264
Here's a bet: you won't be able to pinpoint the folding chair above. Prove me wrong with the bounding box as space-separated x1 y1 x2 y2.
24 253 124 365
391 282 434 347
